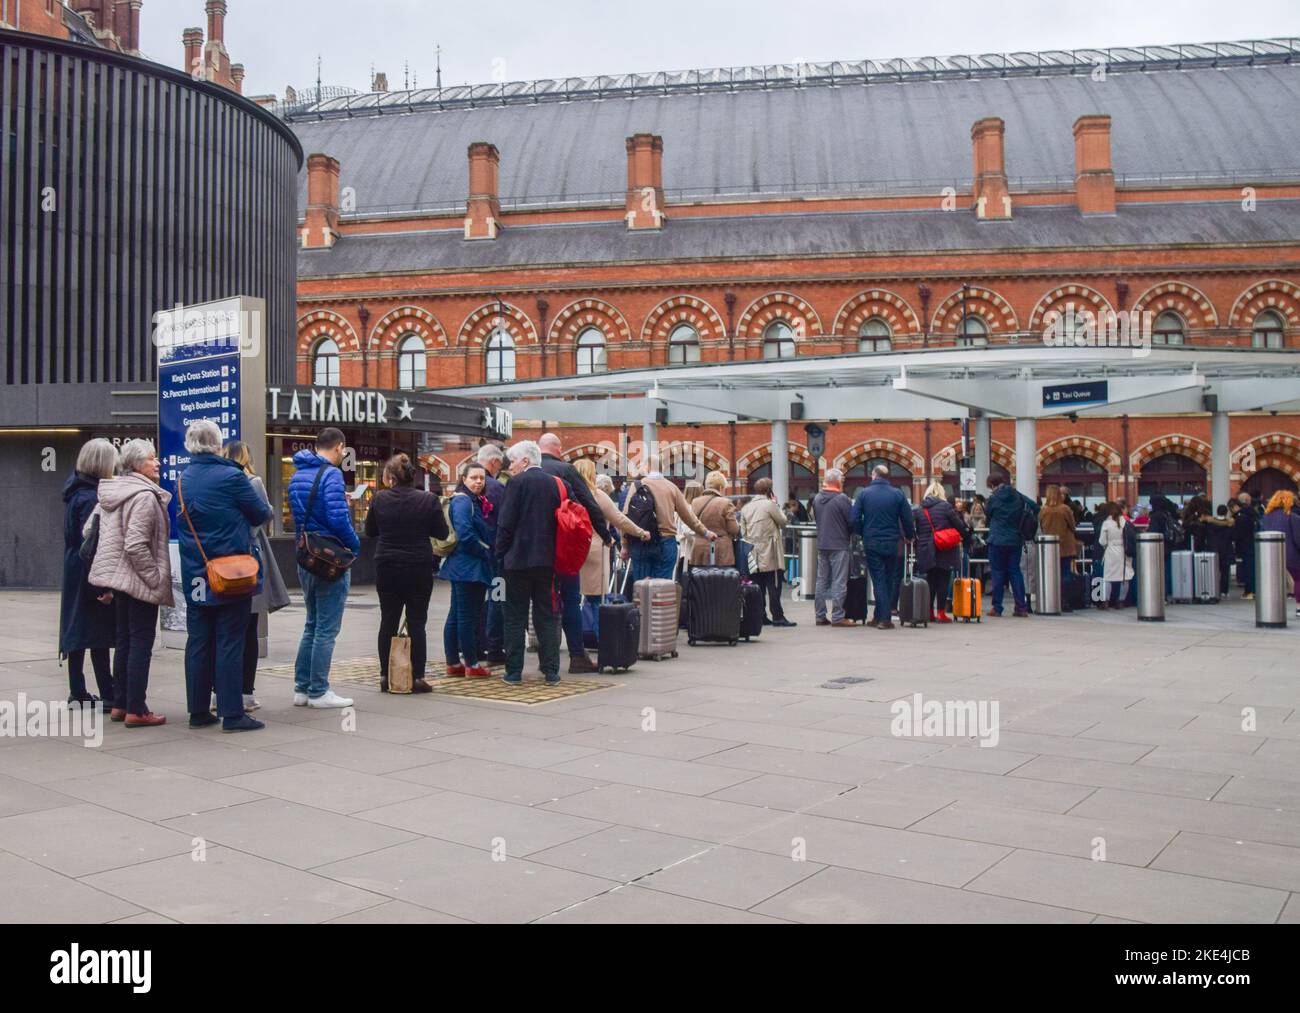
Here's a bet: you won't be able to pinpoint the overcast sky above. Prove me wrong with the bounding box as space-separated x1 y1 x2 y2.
140 0 1297 99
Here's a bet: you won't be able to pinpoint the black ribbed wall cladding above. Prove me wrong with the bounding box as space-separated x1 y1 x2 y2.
0 29 303 395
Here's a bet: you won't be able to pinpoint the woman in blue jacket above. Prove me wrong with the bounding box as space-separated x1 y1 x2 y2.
441 462 495 678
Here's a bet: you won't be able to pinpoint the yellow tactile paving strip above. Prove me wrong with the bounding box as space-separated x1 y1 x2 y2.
257 658 617 705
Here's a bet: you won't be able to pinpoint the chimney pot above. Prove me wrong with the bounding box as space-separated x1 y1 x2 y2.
206 0 228 45
230 64 246 94
1074 114 1116 215
183 27 205 78
465 142 501 240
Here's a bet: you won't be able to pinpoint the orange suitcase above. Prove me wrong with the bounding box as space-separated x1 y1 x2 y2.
952 577 982 623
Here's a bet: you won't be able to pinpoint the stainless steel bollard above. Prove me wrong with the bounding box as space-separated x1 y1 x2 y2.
798 527 818 595
1137 532 1166 622
1035 534 1061 616
1255 531 1288 629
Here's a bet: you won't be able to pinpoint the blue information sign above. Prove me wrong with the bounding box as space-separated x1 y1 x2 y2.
1042 380 1109 409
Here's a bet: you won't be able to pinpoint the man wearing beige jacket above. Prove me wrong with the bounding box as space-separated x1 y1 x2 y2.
621 455 715 583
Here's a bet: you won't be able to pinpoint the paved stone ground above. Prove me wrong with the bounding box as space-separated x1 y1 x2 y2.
2 585 1299 924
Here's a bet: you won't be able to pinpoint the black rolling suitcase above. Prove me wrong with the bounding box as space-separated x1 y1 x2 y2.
686 561 742 646
898 551 930 628
596 602 640 673
739 581 765 641
845 576 870 623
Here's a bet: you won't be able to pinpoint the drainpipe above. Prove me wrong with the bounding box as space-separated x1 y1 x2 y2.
357 304 370 387
537 297 550 377
725 291 737 362
918 283 931 348
729 420 738 494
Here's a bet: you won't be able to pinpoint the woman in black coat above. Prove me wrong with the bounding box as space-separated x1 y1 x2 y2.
59 439 120 704
912 482 968 623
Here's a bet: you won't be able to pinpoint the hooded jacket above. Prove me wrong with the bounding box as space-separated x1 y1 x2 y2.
287 449 360 552
986 484 1039 548
176 453 273 607
88 473 175 606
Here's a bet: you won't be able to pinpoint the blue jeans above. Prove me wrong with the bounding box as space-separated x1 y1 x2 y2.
444 580 487 667
988 543 1028 613
557 572 585 658
864 540 902 624
295 566 350 698
186 598 251 720
630 537 678 583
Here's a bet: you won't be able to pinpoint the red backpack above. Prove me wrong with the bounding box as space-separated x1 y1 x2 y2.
553 476 593 577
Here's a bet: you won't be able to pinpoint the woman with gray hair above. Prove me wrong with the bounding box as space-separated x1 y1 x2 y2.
88 439 174 726
176 419 273 732
59 438 119 705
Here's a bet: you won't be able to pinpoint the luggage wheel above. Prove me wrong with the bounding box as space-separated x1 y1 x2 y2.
671 651 679 659
688 639 696 646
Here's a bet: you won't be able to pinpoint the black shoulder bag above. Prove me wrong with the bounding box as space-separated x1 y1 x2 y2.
295 465 356 582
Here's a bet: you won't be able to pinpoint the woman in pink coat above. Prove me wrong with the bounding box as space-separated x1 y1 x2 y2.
88 439 174 727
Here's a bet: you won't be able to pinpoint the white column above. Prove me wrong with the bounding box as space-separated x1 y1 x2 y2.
1211 412 1231 507
974 414 991 494
641 422 658 472
771 419 790 506
1015 417 1038 501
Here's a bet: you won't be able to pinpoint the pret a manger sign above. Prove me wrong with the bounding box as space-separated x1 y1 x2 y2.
268 387 389 425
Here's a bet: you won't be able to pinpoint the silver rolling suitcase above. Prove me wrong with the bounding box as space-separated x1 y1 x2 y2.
1170 550 1195 603
635 578 680 661
1193 551 1219 603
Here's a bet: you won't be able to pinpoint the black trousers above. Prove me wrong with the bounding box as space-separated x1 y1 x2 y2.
112 593 158 716
242 613 259 695
504 568 562 680
376 562 435 682
67 648 112 700
754 569 787 622
926 567 951 612
185 599 250 720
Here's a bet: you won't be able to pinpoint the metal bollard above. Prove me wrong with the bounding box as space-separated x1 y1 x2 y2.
1035 534 1061 616
798 528 818 597
1255 531 1288 629
1137 532 1166 622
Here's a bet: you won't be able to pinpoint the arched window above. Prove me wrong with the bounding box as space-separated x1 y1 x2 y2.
1152 311 1186 346
576 328 607 375
1042 455 1108 509
313 338 340 387
485 330 516 384
1252 310 1285 350
957 315 989 348
763 321 796 360
747 459 818 505
1241 467 1298 503
669 324 701 365
845 459 914 500
859 318 892 353
397 335 426 390
1139 453 1205 505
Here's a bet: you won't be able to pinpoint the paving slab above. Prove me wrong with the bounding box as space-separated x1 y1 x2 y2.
537 884 788 924
0 803 195 877
0 850 143 924
526 826 713 883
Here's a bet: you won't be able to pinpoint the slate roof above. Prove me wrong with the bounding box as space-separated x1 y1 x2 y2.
290 55 1300 214
297 200 1300 278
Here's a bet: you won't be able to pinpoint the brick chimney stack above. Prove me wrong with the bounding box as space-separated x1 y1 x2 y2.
230 64 245 94
183 27 205 79
625 133 665 230
113 1 130 49
302 154 342 249
971 117 1012 221
127 0 143 52
1074 114 1116 215
206 0 227 44
464 142 501 241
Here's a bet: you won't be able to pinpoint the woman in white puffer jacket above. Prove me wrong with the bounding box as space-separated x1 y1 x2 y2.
87 439 173 727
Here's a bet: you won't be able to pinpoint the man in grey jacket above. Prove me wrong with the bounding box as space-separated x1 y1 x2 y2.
813 469 855 626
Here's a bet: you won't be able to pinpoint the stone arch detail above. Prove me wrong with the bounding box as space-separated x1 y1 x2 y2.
833 439 925 476
1131 281 1219 328
1130 434 1213 473
1027 284 1115 335
640 296 727 345
832 289 922 339
736 292 824 341
548 298 633 347
1227 280 1300 330
737 442 821 480
931 286 1019 335
415 453 451 483
297 309 360 354
458 302 539 347
1231 432 1300 483
930 440 1015 476
368 305 449 352
1036 436 1122 473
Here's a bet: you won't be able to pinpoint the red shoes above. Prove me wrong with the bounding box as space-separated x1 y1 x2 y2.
465 666 491 679
125 712 166 728
934 610 953 623
445 664 466 677
110 708 127 723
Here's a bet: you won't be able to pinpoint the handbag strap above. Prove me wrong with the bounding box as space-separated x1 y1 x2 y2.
177 475 211 567
299 461 330 543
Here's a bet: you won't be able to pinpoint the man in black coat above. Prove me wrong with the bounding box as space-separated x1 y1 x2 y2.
1234 493 1258 598
495 441 564 684
538 432 610 672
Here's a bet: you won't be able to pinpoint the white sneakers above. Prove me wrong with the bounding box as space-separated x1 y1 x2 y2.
293 692 309 707
243 694 261 712
307 690 354 709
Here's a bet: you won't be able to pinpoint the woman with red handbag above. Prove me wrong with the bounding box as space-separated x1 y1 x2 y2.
913 482 968 623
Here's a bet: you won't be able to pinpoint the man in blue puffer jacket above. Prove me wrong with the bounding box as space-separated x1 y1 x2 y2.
288 427 360 709
985 474 1039 618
